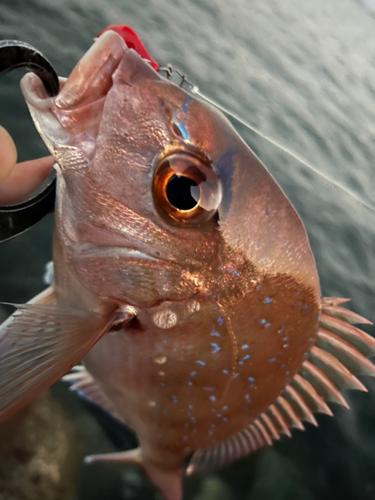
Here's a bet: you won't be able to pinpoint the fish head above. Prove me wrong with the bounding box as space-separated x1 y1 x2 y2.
20 30 320 312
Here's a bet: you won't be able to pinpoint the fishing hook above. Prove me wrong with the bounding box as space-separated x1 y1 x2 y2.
158 64 199 92
0 40 59 243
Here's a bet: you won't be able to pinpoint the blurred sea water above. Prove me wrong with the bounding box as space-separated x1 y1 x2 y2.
0 0 375 498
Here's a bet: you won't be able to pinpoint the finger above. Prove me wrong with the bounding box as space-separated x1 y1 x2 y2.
0 156 54 205
0 126 17 182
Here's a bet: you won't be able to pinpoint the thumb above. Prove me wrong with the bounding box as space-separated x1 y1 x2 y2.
0 126 17 183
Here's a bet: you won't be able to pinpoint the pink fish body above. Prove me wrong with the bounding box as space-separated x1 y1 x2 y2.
0 30 374 500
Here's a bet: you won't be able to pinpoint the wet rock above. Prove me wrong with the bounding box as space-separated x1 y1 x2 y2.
0 390 81 500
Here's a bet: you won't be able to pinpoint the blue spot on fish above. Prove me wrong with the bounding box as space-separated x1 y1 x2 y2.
217 316 224 325
223 369 229 375
211 343 220 354
261 319 266 325
190 371 197 377
190 416 196 423
188 405 193 410
241 354 250 362
203 387 214 391
241 344 249 350
265 323 271 328
222 406 228 411
209 395 216 402
181 95 191 114
264 297 272 303
175 122 188 139
187 381 193 386
233 373 239 379
269 358 276 363
257 285 262 290
196 360 205 366
279 328 284 334
223 417 228 422
248 377 255 382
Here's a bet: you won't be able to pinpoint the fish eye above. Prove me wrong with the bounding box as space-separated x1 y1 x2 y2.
153 153 223 225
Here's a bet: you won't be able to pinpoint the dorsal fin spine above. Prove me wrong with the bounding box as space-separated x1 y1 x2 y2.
254 418 272 445
301 360 349 407
316 328 375 377
260 412 280 440
188 298 374 474
276 396 304 430
267 404 291 437
292 374 333 416
284 385 318 426
310 346 367 391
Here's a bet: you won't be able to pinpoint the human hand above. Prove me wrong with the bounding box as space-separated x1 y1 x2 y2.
0 125 54 205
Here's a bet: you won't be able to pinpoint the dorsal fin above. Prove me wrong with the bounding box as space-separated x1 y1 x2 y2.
187 297 375 474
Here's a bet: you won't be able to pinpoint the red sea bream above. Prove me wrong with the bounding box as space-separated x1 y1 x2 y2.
0 30 374 500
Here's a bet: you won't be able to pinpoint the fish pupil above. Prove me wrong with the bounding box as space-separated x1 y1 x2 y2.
166 175 198 211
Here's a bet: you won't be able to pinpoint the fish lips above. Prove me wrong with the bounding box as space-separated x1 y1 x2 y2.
20 30 159 135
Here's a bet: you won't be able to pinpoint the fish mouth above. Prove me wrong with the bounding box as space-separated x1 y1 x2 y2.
21 31 128 111
20 30 157 140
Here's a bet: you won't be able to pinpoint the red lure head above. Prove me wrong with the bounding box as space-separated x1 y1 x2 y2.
96 25 159 71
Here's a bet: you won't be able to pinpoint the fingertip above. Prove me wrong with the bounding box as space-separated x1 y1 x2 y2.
0 126 17 182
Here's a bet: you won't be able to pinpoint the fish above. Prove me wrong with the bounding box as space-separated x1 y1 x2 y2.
0 29 374 500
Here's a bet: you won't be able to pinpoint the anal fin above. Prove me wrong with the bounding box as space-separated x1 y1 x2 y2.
62 366 124 424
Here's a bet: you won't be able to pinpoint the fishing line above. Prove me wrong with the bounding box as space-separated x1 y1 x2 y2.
191 88 375 215
159 66 373 216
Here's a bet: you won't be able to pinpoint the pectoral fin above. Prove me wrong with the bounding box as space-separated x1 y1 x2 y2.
0 288 115 422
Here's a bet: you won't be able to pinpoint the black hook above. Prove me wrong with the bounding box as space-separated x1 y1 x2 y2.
0 40 59 243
